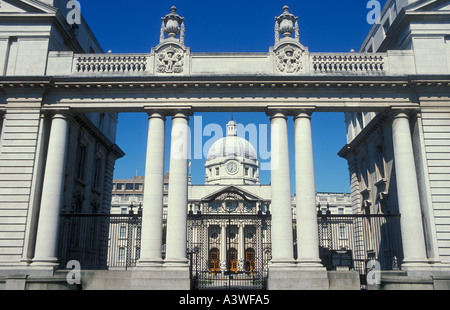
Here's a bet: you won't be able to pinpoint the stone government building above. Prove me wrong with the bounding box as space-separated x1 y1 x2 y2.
0 0 449 290
109 121 353 288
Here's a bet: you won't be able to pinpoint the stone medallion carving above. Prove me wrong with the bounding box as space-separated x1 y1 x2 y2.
156 45 185 74
275 45 303 73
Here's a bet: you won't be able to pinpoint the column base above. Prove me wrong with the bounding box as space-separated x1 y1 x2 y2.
269 259 297 268
31 257 59 269
401 259 431 276
136 258 164 269
296 258 325 270
164 258 190 269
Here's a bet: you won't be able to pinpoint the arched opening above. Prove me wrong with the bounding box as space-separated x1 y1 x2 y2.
227 248 238 274
209 248 220 274
245 248 256 274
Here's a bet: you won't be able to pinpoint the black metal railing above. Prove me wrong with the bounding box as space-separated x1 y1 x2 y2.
317 210 403 287
58 211 142 270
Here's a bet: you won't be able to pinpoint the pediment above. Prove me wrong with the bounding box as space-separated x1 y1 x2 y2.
406 0 450 12
0 0 57 14
200 185 263 202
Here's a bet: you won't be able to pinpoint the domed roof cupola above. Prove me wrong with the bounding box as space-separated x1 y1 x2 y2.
206 121 258 161
205 120 259 185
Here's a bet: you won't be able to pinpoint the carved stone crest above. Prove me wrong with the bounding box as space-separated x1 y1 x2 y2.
156 46 184 73
275 45 303 73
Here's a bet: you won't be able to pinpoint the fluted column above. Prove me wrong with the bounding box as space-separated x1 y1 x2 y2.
165 111 190 267
137 111 166 267
32 112 69 267
294 110 323 268
391 111 428 269
268 110 295 267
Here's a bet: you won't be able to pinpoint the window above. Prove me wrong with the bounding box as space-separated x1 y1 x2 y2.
245 167 249 176
118 247 125 261
360 157 369 189
383 18 390 36
215 167 219 176
375 145 386 180
116 183 124 190
338 208 344 215
322 227 328 238
357 113 364 130
75 144 86 180
98 113 105 131
92 156 102 189
119 226 127 238
125 183 134 190
135 183 143 190
339 226 346 238
121 207 127 214
135 247 140 260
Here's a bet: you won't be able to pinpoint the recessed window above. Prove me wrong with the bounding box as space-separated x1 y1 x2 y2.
75 144 86 180
376 145 386 180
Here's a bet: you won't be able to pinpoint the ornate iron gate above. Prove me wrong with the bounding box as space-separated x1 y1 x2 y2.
188 191 271 290
317 208 403 288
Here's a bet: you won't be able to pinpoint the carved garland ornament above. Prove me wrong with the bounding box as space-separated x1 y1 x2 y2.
275 45 303 73
156 46 184 73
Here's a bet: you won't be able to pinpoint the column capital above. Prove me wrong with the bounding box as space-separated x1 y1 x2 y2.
388 108 418 120
293 109 313 119
145 109 167 120
169 109 193 119
51 112 71 120
266 109 288 120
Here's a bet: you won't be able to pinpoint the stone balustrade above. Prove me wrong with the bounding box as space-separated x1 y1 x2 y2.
61 50 398 77
74 54 149 74
311 53 386 74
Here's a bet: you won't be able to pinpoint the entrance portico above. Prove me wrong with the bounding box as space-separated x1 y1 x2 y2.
0 4 448 290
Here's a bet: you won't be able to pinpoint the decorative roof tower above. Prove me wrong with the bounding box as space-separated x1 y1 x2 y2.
205 120 259 185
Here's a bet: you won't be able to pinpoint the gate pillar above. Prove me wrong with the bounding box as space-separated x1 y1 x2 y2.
294 110 323 269
267 110 295 267
391 110 429 270
137 111 166 267
165 110 191 267
32 112 69 268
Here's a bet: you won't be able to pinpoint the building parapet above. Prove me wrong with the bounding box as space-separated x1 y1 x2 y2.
44 49 421 77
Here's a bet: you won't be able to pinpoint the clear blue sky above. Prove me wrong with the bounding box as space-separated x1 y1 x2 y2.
79 0 387 194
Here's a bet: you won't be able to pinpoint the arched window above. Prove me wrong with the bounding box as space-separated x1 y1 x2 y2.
245 248 256 274
227 248 238 274
209 248 220 274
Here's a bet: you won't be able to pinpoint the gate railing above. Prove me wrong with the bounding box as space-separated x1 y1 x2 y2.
187 211 272 290
58 212 142 270
317 211 403 287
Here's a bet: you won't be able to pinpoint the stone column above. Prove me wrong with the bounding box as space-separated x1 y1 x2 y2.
137 111 166 267
165 111 190 267
32 112 69 267
238 223 244 271
294 110 323 268
220 223 227 272
391 111 428 269
268 110 295 267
